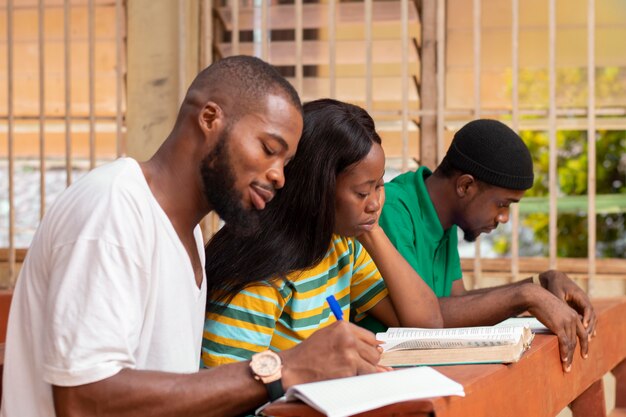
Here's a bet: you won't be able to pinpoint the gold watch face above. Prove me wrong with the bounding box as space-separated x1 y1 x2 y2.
251 351 281 377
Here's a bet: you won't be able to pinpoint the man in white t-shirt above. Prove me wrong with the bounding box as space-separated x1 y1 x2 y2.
1 56 384 417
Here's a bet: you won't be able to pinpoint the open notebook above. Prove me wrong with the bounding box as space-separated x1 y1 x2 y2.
258 367 464 417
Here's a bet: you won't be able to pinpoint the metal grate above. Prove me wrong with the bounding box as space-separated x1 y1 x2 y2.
0 0 127 287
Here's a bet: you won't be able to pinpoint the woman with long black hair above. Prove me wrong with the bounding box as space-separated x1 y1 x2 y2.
202 99 442 368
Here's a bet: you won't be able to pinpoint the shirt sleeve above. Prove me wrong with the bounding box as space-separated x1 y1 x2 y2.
349 239 388 321
202 282 288 368
448 226 463 282
42 239 149 387
379 201 422 274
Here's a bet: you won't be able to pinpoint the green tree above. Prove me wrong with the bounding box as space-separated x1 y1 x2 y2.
493 129 626 258
492 66 626 258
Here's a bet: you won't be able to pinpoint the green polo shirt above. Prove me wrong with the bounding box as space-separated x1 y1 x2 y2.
356 167 462 333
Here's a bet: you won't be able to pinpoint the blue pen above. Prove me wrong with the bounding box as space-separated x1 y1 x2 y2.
326 295 344 321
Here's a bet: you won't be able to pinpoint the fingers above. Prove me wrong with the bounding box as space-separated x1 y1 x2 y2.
537 279 598 370
354 337 382 366
587 313 598 340
569 295 597 343
581 305 592 330
339 326 381 375
557 313 590 373
339 321 382 372
576 317 589 359
282 321 384 386
546 304 578 372
345 321 381 347
557 329 574 373
354 355 382 375
583 306 598 341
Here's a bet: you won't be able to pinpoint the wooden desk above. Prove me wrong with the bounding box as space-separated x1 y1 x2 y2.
265 298 626 417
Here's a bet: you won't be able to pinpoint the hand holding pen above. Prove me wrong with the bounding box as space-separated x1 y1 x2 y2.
326 294 391 372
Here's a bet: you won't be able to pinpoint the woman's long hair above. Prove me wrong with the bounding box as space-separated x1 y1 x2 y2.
205 98 382 311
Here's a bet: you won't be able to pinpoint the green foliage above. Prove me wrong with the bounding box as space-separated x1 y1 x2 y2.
492 65 626 258
511 130 626 258
507 67 626 108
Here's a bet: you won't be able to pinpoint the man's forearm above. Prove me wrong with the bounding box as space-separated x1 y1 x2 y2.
458 276 534 296
53 320 384 417
439 282 538 328
54 362 268 417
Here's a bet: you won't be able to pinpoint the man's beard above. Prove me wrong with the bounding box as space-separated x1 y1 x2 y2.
462 228 479 243
200 129 260 236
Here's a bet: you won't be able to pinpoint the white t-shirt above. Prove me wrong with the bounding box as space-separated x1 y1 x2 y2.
1 158 207 417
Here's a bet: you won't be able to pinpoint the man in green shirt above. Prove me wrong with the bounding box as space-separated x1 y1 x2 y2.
373 119 596 373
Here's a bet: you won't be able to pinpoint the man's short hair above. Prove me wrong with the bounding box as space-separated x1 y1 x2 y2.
437 119 534 190
187 55 302 122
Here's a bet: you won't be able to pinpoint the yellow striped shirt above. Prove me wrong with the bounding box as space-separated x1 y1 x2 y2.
202 235 388 367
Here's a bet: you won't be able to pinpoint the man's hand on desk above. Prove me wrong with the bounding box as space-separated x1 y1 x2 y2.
526 284 590 373
538 270 597 339
279 321 383 390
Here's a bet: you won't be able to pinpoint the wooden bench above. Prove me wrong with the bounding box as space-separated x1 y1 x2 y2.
265 298 626 417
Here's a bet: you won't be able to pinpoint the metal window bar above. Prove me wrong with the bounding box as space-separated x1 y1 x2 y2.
231 0 239 56
3 108 615 124
2 1 128 285
420 0 436 170
251 0 266 59
64 0 72 186
295 0 303 96
587 0 596 294
548 0 557 269
202 0 214 68
415 107 623 120
39 0 46 219
473 0 482 289
328 0 336 99
7 0 16 284
401 0 409 172
89 0 96 170
179 0 188 105
364 0 372 112
260 0 268 61
253 0 260 57
510 0 520 282
116 0 124 156
436 0 445 166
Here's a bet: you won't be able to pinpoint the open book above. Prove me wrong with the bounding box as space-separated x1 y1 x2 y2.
377 325 534 367
259 367 464 417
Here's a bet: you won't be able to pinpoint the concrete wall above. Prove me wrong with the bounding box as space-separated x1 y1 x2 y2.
126 0 201 161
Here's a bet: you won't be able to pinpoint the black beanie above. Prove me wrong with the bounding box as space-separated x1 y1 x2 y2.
443 119 534 190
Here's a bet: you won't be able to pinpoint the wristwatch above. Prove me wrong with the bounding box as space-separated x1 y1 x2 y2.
250 350 285 401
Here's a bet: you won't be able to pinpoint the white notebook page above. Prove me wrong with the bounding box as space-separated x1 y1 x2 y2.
283 366 464 417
